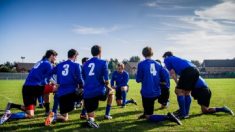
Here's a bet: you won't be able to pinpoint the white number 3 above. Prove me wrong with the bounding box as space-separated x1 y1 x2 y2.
62 64 69 76
150 63 157 76
88 63 95 76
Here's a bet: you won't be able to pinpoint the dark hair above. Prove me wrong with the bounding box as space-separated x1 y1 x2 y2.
155 59 161 64
91 45 101 56
82 57 89 64
42 49 57 60
163 51 173 58
68 49 78 58
117 63 125 69
142 47 153 57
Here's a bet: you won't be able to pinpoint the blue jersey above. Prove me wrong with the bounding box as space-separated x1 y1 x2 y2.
195 76 208 89
136 59 164 98
160 68 170 89
53 60 84 97
164 56 195 75
83 57 109 99
111 70 129 88
24 59 53 86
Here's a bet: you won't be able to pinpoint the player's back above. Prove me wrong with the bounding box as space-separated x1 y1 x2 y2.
136 59 162 98
24 59 52 86
56 60 83 96
164 56 195 75
83 57 108 98
195 76 208 89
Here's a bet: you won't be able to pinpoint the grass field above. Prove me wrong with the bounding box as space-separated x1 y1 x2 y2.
0 79 235 131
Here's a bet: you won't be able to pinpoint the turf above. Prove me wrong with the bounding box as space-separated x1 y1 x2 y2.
0 79 234 131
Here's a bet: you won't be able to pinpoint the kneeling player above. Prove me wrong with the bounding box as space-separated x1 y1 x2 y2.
83 45 114 128
45 49 84 126
111 63 137 108
191 77 234 115
136 47 181 125
0 50 58 125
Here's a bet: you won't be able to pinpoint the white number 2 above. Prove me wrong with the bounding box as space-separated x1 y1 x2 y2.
150 63 157 76
62 64 69 76
88 63 95 76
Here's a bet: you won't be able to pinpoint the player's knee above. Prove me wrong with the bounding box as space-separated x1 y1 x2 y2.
121 86 127 91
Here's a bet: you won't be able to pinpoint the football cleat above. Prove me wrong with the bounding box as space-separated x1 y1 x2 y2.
87 118 99 128
130 98 137 105
138 114 146 119
167 112 182 125
223 106 234 116
0 110 11 125
104 115 112 120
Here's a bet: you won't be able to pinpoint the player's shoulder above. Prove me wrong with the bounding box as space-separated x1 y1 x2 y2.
123 70 129 75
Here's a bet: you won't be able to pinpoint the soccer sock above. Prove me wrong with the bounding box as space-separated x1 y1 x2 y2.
177 96 186 117
105 105 111 116
10 112 26 119
52 95 59 113
121 91 127 106
44 103 50 113
215 107 226 112
148 115 168 122
38 96 43 105
125 100 132 105
81 108 87 115
9 103 22 110
185 95 192 116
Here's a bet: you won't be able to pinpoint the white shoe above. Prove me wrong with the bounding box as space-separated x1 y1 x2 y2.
0 110 11 125
104 115 112 120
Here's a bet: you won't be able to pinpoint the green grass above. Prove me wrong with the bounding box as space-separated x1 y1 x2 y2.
0 79 235 131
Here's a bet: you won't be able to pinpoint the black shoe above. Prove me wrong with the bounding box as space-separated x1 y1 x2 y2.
167 112 182 125
5 103 12 111
130 98 137 105
223 106 234 116
87 119 99 128
138 114 146 119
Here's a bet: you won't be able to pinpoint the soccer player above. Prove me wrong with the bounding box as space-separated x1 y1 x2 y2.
0 50 58 125
111 63 137 107
83 45 114 128
136 47 181 125
80 57 89 120
155 60 170 109
163 51 199 119
45 49 84 126
191 76 234 115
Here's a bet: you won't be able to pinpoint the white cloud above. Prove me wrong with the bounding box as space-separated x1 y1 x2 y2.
73 25 121 35
195 1 235 20
145 1 158 7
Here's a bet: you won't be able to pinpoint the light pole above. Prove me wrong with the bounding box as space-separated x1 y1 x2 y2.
21 56 25 63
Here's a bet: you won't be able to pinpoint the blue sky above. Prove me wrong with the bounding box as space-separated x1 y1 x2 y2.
0 0 235 64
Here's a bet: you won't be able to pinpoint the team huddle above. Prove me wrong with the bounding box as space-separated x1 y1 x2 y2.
0 45 234 128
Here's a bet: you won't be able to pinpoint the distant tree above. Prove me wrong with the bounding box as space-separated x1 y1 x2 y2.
0 65 11 72
108 58 119 73
122 59 129 65
129 56 140 62
0 62 16 72
191 60 201 67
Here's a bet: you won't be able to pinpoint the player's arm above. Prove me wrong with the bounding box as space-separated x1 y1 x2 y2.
136 63 143 83
110 72 116 89
76 64 84 89
123 72 129 86
170 69 177 84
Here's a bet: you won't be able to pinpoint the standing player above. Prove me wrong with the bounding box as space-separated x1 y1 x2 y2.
155 60 170 109
136 47 181 125
83 45 114 128
45 49 84 126
0 50 58 125
163 51 199 119
111 63 137 108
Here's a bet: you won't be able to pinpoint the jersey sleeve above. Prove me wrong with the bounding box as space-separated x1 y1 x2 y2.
123 72 129 85
43 63 54 85
110 72 115 87
136 63 143 83
103 61 109 81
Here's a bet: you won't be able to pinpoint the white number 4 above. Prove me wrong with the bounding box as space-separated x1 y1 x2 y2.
150 63 157 76
88 63 95 76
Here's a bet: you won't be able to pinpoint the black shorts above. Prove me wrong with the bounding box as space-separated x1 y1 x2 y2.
191 88 211 107
84 89 109 113
177 67 199 91
116 88 122 100
59 92 82 114
22 85 44 107
158 87 170 106
142 96 158 115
